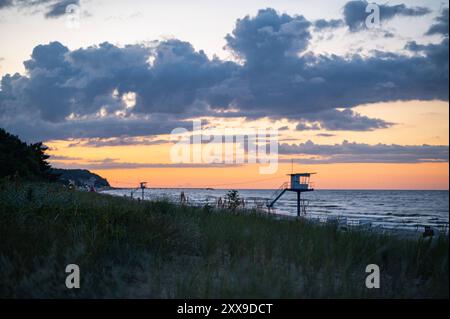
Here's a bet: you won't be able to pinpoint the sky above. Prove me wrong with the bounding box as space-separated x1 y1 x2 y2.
0 0 448 189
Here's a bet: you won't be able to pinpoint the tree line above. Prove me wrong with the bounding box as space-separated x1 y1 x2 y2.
0 128 55 181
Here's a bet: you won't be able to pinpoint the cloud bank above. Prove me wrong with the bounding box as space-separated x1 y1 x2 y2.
343 0 431 31
426 7 449 37
0 4 448 142
279 140 449 164
0 0 79 18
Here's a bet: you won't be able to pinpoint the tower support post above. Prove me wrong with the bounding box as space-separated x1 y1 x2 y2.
297 191 301 217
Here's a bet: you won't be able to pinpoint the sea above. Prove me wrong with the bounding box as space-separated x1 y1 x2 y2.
102 188 449 233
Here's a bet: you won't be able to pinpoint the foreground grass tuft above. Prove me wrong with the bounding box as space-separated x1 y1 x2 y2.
0 181 448 298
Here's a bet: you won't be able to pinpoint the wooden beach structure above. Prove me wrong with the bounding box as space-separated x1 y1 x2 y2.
139 182 147 199
267 173 315 216
129 181 148 199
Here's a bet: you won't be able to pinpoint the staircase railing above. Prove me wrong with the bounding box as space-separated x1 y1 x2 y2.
266 182 290 208
270 182 289 201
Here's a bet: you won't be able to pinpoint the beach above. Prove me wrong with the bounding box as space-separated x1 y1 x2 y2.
103 188 450 236
1 181 448 298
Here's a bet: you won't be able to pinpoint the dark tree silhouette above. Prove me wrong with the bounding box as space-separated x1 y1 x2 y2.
0 128 53 180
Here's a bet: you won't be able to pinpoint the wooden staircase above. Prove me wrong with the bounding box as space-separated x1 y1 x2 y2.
267 182 290 208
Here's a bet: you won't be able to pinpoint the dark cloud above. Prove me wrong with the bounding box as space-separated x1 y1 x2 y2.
279 140 449 164
425 7 449 37
296 109 392 131
51 158 240 170
0 8 448 142
225 8 311 66
0 0 13 9
404 38 449 78
343 0 431 31
67 137 171 148
313 18 345 30
0 0 80 18
136 39 237 115
210 9 447 128
45 0 79 18
383 30 395 38
296 121 321 131
213 39 448 127
0 113 194 143
49 154 82 161
315 133 335 137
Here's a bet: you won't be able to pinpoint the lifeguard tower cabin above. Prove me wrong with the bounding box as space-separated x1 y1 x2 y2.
290 173 314 191
267 173 315 217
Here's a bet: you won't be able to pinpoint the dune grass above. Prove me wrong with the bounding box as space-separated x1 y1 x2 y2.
0 181 448 298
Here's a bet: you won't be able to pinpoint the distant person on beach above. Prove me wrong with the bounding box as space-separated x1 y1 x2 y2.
180 191 187 204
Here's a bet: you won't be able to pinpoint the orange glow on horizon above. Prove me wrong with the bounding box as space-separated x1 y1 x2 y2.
90 162 449 190
45 100 449 190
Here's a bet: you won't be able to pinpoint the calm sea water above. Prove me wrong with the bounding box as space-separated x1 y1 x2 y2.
102 188 449 232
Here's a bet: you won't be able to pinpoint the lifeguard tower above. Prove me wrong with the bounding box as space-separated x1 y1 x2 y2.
139 182 147 200
267 173 315 217
130 181 148 200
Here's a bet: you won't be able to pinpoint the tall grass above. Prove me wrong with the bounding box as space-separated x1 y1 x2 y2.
0 181 448 298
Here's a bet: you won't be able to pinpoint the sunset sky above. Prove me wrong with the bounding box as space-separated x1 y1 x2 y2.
0 0 448 189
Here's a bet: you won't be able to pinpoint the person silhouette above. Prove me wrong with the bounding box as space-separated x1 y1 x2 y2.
180 191 187 204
